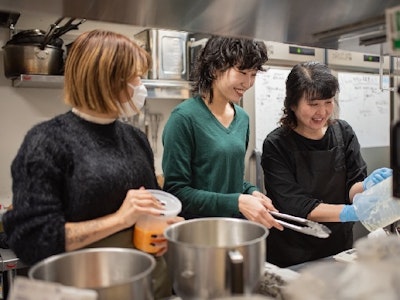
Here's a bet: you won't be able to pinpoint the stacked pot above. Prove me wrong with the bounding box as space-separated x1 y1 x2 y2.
3 28 64 78
2 18 85 78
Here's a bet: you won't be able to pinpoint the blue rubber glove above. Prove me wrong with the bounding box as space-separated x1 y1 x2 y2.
362 167 393 190
339 205 359 222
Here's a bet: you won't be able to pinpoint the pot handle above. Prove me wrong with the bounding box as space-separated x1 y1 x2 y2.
228 249 244 294
41 17 64 49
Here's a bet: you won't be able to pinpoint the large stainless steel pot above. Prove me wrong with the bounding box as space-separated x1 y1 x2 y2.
164 218 268 299
3 44 64 78
28 247 156 300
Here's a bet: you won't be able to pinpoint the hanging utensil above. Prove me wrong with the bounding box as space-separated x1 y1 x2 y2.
270 211 332 238
40 17 64 49
51 18 86 39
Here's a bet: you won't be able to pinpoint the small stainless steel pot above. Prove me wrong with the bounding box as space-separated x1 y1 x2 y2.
28 247 156 300
164 217 268 299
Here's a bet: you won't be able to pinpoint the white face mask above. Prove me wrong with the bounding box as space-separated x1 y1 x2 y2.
118 83 148 118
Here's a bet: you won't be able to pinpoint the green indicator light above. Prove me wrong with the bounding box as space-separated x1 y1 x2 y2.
369 57 372 61
297 48 301 54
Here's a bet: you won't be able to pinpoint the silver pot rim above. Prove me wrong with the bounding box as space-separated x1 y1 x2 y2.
28 247 156 289
2 43 64 50
164 217 269 248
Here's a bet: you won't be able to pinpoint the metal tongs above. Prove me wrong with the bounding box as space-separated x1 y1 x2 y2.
270 211 331 238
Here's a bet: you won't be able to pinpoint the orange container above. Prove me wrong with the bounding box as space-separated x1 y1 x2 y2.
133 190 181 253
134 219 170 253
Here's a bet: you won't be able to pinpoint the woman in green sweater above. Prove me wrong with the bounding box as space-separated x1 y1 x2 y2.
162 36 283 231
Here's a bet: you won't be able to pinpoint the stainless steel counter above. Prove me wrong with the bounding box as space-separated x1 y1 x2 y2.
287 255 335 273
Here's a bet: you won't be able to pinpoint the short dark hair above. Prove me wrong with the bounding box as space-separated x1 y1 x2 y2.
191 36 268 102
280 61 339 129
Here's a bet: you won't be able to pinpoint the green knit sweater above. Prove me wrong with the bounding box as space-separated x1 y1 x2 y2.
162 96 258 219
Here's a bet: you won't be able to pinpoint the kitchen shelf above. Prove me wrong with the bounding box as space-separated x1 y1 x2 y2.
12 74 64 89
11 75 192 99
142 79 192 99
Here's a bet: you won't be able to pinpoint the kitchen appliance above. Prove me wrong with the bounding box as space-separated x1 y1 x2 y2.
134 28 189 80
28 247 156 300
164 217 268 299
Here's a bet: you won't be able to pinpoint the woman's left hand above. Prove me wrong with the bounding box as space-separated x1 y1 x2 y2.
152 216 185 257
252 190 278 211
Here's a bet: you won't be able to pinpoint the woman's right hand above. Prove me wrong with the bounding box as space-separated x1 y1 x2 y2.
116 187 165 229
238 194 284 231
65 188 166 252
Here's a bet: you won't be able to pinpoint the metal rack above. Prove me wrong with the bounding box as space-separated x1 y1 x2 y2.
11 75 192 99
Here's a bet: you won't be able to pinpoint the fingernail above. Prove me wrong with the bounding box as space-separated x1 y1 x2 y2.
151 234 158 238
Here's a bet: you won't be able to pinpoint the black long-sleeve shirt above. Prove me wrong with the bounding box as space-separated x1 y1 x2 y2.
3 111 158 265
261 119 367 267
262 119 367 217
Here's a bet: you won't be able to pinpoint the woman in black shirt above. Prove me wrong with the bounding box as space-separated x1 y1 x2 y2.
261 62 392 267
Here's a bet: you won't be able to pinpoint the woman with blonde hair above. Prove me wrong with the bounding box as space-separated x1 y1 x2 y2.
3 29 181 298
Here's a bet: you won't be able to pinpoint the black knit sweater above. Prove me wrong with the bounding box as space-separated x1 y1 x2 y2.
3 111 159 265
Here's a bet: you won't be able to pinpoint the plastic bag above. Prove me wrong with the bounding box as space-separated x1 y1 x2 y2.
353 177 400 232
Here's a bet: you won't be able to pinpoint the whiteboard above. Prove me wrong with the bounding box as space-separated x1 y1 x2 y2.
254 67 290 151
337 72 390 148
255 69 391 151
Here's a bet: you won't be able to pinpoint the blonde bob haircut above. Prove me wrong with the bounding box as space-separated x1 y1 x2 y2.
64 29 151 114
